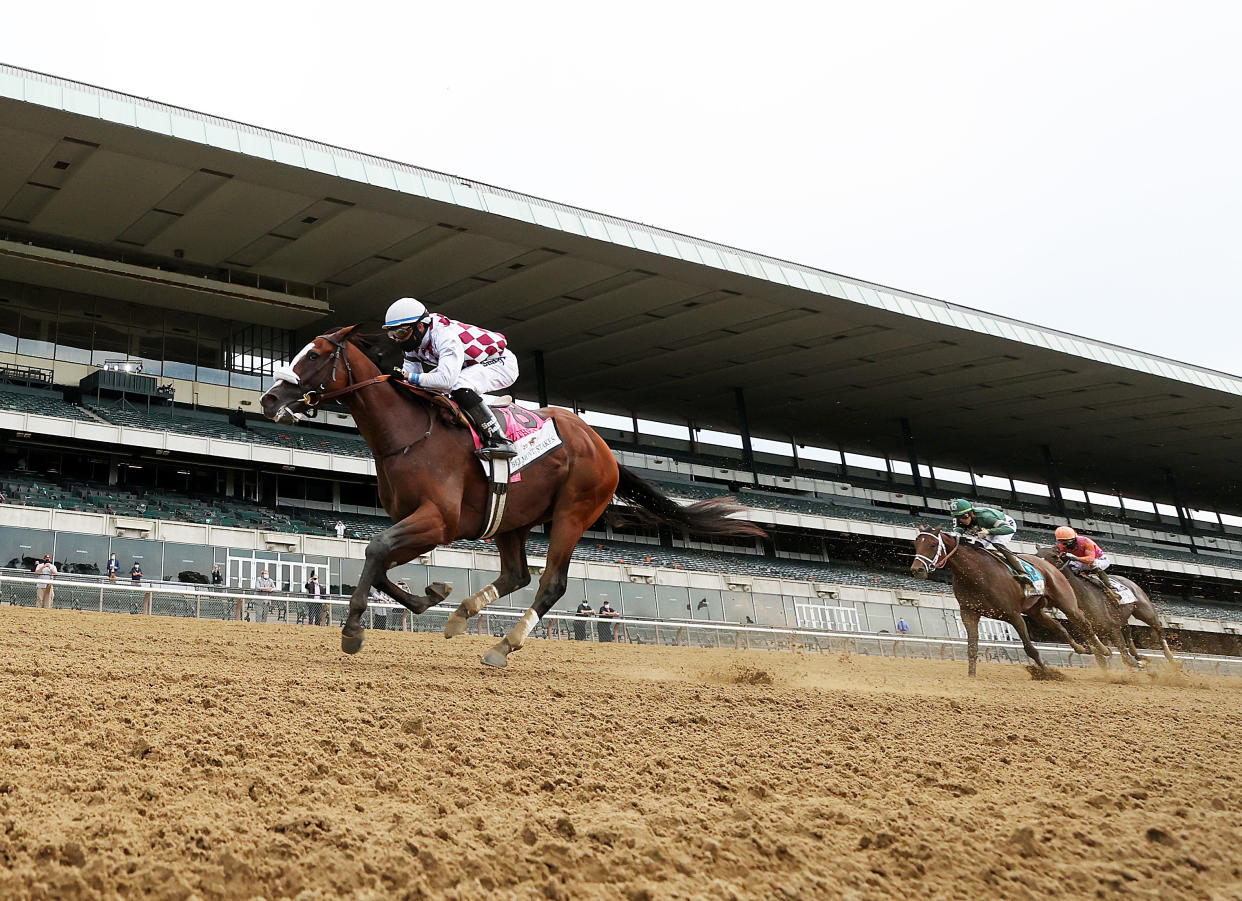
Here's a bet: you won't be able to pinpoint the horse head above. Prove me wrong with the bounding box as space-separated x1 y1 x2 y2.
910 525 956 578
261 326 359 424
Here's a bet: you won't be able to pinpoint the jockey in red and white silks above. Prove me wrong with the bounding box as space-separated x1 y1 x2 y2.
383 296 518 460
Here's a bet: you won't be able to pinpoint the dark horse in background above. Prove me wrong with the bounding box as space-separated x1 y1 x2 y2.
1037 548 1177 667
910 526 1111 676
260 326 766 667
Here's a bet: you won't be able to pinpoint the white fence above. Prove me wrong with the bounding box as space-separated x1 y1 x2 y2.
3 571 1241 677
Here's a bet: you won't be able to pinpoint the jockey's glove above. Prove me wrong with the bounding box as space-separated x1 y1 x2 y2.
976 528 990 537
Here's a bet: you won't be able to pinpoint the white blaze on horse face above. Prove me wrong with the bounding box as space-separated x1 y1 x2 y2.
269 342 316 390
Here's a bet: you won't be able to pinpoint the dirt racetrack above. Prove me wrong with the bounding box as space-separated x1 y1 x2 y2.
2 609 1241 901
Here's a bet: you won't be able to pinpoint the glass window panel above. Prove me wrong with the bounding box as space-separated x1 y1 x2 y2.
750 592 787 626
62 88 99 117
53 532 110 575
17 303 56 360
759 260 788 284
530 205 560 229
0 525 54 565
422 178 455 204
165 543 215 583
363 163 398 190
720 590 754 624
655 584 691 619
23 78 62 109
300 147 336 175
690 589 725 621
204 124 241 152
605 222 636 247
334 156 367 182
134 105 172 135
582 218 610 242
580 579 620 615
483 193 534 224
618 581 656 617
0 71 24 101
270 141 306 167
674 240 703 264
553 209 585 234
237 131 274 160
781 266 809 290
627 228 657 252
392 170 426 195
450 185 484 210
170 116 207 143
111 537 164 580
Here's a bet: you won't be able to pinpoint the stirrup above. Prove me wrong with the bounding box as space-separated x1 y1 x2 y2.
475 440 517 461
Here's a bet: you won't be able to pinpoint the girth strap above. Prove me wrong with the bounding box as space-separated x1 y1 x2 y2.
478 457 511 540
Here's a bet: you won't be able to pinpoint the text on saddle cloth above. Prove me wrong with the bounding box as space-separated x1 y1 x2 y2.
469 404 562 482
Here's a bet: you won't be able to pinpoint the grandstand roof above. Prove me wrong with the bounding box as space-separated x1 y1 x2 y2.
1 63 1239 508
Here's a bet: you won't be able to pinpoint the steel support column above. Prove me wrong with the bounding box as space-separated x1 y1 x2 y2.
900 418 925 497
1041 444 1067 517
734 387 757 484
533 350 549 408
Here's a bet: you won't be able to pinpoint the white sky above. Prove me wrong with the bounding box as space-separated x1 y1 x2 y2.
4 1 1240 374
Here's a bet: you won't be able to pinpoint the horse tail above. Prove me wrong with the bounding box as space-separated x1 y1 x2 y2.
614 465 768 539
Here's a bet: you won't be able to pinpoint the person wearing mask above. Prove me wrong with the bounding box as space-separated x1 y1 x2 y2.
304 572 325 626
573 599 594 641
253 568 277 623
597 599 620 643
35 554 57 609
211 564 224 590
129 561 143 583
106 552 120 582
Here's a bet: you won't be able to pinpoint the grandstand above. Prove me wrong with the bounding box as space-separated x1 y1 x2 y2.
2 62 1242 655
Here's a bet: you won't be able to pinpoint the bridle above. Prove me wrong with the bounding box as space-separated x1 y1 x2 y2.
912 529 960 573
268 330 436 457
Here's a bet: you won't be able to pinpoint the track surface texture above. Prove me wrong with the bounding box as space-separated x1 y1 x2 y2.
1 609 1241 900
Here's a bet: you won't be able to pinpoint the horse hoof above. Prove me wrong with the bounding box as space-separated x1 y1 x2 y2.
427 581 452 603
481 641 512 668
342 631 365 655
444 610 470 639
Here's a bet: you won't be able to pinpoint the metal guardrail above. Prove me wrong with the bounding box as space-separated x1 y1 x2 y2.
2 571 1240 676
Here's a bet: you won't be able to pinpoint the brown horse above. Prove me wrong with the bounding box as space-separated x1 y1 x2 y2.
1037 550 1177 667
910 526 1110 676
259 326 766 667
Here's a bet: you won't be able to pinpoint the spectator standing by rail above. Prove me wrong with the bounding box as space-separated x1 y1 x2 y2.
129 561 143 584
334 521 346 539
305 572 325 626
253 569 276 623
597 599 620 642
106 552 120 582
574 600 594 641
35 553 57 608
211 564 223 589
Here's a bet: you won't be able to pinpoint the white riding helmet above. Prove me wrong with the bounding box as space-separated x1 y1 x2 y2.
383 297 429 329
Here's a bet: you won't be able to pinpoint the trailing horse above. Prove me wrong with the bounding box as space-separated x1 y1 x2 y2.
1037 549 1176 667
910 526 1110 676
260 326 766 667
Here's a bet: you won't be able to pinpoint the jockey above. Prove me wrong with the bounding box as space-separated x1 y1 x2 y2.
383 297 518 460
947 498 1038 596
1055 526 1120 600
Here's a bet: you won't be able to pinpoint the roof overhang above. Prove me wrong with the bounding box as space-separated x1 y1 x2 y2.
1 63 1239 509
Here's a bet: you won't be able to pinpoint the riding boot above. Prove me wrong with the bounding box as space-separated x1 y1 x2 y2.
1092 567 1122 601
995 543 1038 595
451 387 516 460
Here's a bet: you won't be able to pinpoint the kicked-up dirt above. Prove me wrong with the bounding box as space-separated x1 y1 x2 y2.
1 607 1241 899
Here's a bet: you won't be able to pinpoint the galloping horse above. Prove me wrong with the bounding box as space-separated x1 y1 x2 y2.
260 326 766 667
910 526 1110 676
1037 549 1176 667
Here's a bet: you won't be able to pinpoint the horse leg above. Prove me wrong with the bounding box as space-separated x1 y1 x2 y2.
1131 600 1177 664
1001 610 1048 672
444 527 532 638
1027 605 1089 655
342 505 450 655
962 609 981 677
1052 594 1112 660
482 521 577 668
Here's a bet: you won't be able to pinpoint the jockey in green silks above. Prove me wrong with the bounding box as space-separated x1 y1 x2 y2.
948 498 1039 597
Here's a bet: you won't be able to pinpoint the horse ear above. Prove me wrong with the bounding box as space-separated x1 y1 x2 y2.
337 325 357 340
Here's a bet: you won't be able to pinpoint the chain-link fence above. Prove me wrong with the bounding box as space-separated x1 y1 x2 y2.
3 569 1240 677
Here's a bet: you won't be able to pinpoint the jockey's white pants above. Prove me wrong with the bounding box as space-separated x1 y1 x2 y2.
979 515 1018 548
404 349 518 397
1066 555 1110 573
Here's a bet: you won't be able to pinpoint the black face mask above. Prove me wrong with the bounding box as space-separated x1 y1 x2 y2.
399 324 427 353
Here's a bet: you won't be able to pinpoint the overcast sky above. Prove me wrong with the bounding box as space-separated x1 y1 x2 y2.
6 2 1240 374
